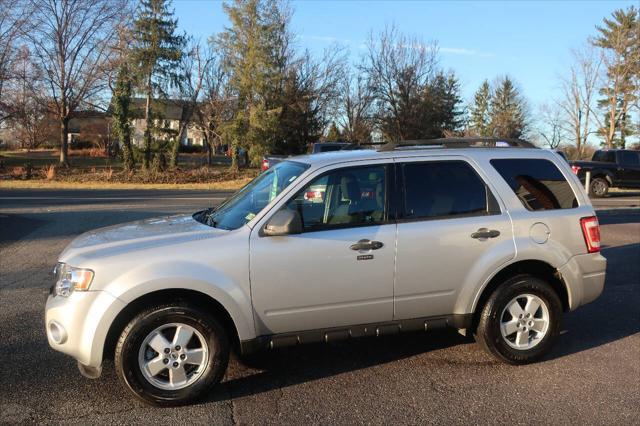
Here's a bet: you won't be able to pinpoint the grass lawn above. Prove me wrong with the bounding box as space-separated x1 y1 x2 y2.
0 178 249 190
0 149 256 189
0 150 119 168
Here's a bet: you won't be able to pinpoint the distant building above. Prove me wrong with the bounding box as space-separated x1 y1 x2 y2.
68 110 109 147
128 98 205 147
1 98 206 150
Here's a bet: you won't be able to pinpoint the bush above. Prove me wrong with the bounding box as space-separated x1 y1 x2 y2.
70 140 94 150
179 144 206 154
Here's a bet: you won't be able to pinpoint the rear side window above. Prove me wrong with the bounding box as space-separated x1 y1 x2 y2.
402 161 499 220
620 151 640 165
491 159 577 211
592 151 615 163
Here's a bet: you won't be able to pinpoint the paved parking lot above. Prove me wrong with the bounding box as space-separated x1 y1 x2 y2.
0 189 638 424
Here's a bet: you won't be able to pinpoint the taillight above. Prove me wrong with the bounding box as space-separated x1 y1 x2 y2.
261 158 269 171
580 216 601 253
571 165 581 175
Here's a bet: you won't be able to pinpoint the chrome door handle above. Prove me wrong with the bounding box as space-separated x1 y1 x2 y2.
471 228 500 239
350 239 384 250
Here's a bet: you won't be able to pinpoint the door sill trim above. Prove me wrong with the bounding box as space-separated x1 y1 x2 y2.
240 313 473 355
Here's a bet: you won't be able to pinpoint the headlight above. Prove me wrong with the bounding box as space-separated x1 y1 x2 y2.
53 263 94 297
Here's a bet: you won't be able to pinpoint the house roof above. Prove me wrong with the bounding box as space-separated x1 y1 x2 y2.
127 98 188 120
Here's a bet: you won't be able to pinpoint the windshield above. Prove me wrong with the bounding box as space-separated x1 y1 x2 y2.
193 161 309 230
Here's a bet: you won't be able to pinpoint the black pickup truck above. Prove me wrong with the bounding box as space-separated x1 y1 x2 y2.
570 149 640 197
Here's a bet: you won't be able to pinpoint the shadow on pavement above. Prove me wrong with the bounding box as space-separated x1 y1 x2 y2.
208 330 477 403
211 242 639 402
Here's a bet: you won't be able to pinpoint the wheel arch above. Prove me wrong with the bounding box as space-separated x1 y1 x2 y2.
590 169 614 186
103 288 241 362
470 260 570 331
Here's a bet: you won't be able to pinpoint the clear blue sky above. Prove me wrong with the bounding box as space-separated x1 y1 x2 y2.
173 0 635 108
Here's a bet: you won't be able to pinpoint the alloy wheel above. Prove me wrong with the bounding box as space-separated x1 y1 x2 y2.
499 294 550 350
137 322 210 390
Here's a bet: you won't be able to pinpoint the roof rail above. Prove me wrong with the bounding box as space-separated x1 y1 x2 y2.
378 137 536 151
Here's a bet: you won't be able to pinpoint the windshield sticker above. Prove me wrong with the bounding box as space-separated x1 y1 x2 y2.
245 212 256 221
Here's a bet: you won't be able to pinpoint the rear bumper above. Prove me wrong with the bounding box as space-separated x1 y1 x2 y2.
558 252 607 310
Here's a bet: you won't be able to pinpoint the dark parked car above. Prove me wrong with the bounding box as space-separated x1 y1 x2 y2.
261 142 357 171
570 149 640 197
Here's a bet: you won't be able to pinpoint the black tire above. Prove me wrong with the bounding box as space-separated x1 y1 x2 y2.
475 275 562 365
115 303 229 406
589 177 609 198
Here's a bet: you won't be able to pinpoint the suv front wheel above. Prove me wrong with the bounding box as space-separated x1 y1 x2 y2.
475 275 562 364
115 304 229 406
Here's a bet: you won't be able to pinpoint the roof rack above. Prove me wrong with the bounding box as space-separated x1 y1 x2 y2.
378 137 536 151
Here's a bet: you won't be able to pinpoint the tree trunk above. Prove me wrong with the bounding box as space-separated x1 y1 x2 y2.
170 123 186 168
229 140 238 172
170 138 180 168
143 78 152 169
121 133 135 172
619 110 627 149
59 117 70 167
204 133 212 166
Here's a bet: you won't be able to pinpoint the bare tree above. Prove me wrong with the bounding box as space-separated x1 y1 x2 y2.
363 25 439 141
0 0 32 124
193 47 233 166
169 38 214 167
557 47 600 158
5 45 52 149
338 69 374 144
537 102 567 150
25 0 124 166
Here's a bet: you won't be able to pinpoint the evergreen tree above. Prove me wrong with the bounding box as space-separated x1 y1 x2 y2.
131 0 185 169
216 0 288 169
421 71 464 136
325 122 343 142
489 76 528 139
470 80 492 136
112 64 135 171
591 6 639 148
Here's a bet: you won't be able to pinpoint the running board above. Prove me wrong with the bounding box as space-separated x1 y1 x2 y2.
240 314 472 355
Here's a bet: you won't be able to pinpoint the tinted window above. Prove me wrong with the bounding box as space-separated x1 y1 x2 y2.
491 159 577 211
592 151 615 163
402 161 497 220
620 151 640 165
285 165 387 232
317 145 344 153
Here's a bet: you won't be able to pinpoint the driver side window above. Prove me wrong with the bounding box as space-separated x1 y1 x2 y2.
285 165 387 232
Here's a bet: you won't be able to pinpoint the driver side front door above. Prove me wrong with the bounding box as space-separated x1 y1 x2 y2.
249 162 396 336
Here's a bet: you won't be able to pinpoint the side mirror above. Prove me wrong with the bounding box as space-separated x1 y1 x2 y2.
262 209 302 236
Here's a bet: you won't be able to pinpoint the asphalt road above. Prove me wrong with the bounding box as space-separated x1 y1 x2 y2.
0 189 638 425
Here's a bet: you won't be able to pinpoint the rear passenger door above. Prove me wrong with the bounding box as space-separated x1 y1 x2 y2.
393 157 516 320
618 151 640 188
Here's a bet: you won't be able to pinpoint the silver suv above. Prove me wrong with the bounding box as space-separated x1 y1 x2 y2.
45 138 606 406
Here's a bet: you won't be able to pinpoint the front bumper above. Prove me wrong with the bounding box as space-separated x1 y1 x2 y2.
45 290 125 369
558 252 607 310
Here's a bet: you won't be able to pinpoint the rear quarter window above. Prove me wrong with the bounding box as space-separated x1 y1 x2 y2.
592 151 615 163
490 158 578 211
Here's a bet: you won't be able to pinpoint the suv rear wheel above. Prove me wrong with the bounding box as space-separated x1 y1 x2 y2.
115 304 229 406
475 275 562 364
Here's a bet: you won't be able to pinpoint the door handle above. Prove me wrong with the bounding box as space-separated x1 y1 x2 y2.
471 228 501 240
350 239 384 251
